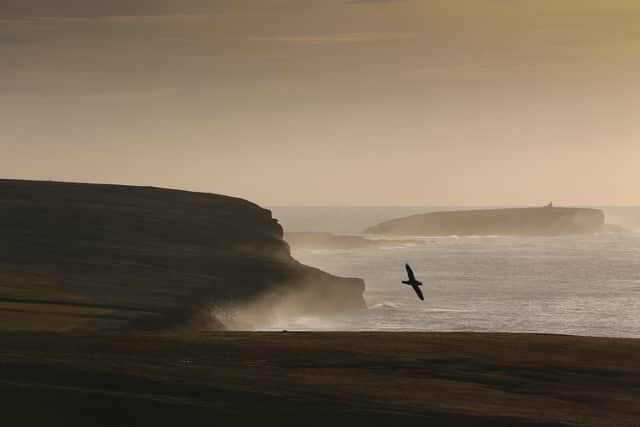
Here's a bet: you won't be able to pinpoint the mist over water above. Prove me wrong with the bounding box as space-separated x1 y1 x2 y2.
267 207 640 337
272 206 640 234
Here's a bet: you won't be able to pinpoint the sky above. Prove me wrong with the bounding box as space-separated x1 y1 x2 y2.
2 0 640 206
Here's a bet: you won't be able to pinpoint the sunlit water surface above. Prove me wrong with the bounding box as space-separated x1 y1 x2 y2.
267 207 640 337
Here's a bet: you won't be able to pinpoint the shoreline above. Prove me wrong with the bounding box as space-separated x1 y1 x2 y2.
2 331 638 426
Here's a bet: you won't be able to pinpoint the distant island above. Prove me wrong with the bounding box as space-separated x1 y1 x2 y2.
0 179 365 331
365 206 606 236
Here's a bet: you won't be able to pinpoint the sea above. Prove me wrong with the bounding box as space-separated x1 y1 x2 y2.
266 206 640 338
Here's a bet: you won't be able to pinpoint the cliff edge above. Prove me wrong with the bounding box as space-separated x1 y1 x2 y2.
0 179 365 331
365 206 605 236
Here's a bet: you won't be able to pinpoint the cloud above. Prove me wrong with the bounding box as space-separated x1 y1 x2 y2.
0 33 34 45
348 0 407 4
0 15 204 25
248 32 414 46
0 13 205 50
0 0 211 18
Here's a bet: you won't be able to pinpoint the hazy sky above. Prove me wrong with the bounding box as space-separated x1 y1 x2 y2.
2 0 640 206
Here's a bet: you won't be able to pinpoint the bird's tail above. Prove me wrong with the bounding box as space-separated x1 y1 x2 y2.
402 280 411 285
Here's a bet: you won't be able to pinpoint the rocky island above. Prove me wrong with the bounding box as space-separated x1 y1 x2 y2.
365 206 605 236
0 179 365 331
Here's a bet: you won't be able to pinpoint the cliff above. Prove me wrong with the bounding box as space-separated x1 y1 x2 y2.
365 207 605 236
0 179 365 331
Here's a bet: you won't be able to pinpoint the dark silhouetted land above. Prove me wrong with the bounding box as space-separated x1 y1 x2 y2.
0 179 364 331
1 332 639 426
365 207 605 236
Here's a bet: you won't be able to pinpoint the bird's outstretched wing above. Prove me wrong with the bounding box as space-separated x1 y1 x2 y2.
405 264 416 281
411 284 424 301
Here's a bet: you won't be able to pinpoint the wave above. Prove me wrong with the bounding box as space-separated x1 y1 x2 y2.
379 245 415 250
377 234 506 240
369 301 403 310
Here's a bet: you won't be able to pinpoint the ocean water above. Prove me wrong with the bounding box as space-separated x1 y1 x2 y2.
267 207 640 338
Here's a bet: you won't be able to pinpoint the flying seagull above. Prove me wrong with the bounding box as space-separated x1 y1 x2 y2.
402 263 424 301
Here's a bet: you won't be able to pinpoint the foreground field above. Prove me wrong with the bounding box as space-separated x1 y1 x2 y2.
1 332 638 426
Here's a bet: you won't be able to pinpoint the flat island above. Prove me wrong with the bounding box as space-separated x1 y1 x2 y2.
365 207 605 236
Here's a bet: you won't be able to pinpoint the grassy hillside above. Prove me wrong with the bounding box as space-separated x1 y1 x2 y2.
0 179 365 331
1 331 638 426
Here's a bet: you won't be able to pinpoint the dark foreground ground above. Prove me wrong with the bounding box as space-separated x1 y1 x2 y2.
1 332 638 426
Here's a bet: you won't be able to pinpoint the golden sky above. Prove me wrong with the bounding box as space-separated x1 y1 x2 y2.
2 1 640 205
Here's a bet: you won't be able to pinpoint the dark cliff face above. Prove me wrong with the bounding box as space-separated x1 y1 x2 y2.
365 207 605 236
0 179 365 331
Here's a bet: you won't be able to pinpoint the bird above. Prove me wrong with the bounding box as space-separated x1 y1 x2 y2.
402 263 424 301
